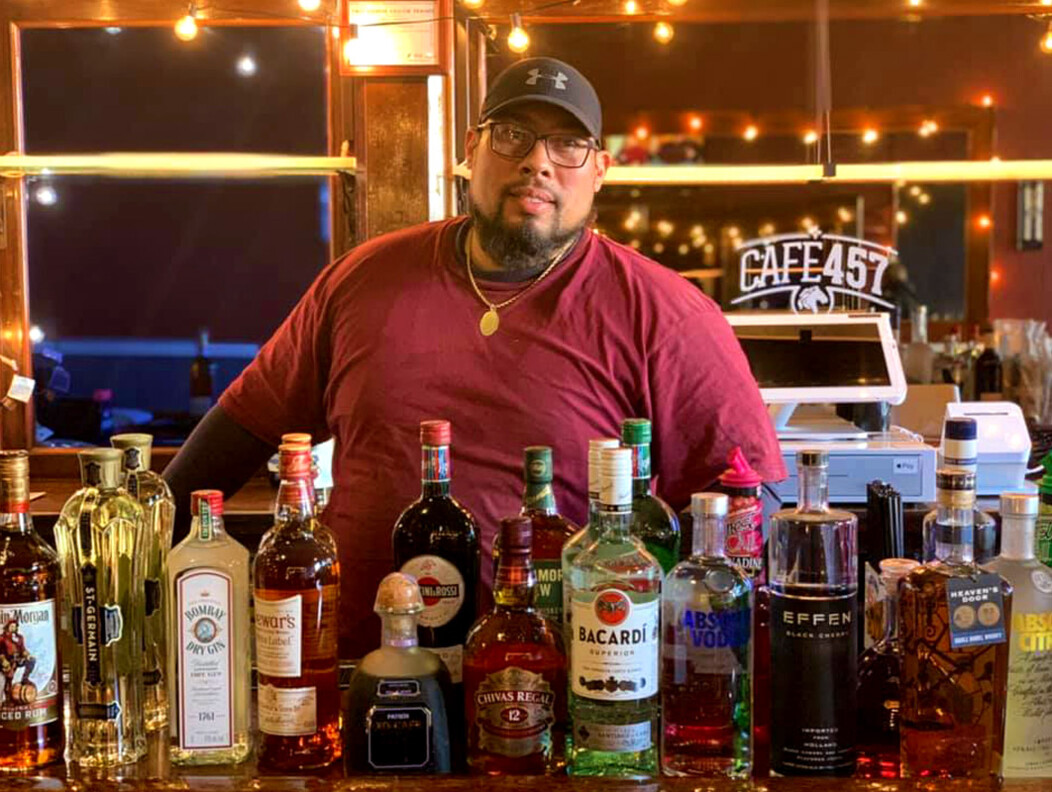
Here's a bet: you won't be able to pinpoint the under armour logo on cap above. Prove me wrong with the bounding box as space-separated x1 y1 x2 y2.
525 68 568 90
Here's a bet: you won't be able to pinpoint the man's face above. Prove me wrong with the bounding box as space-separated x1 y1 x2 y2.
465 102 611 269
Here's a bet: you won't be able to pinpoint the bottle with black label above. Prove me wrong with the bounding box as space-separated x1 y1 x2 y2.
344 572 452 775
768 450 858 776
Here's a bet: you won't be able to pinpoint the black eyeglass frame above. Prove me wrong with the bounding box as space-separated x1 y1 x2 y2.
476 120 601 169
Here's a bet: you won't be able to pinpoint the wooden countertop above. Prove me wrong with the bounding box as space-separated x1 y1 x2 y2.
29 476 277 517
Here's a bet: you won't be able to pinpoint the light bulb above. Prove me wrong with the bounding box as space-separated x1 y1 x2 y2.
862 128 879 145
802 129 818 145
653 22 674 45
236 55 257 77
678 243 690 255
918 193 931 205
174 13 198 41
743 125 759 142
34 185 57 206
977 214 992 230
980 93 994 107
634 125 650 140
688 115 703 132
669 0 688 5
462 0 484 8
28 326 45 344
298 0 322 11
624 0 639 13
507 15 530 53
1041 26 1052 54
896 210 909 225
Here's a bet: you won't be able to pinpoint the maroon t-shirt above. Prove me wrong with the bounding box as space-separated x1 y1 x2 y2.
221 217 785 658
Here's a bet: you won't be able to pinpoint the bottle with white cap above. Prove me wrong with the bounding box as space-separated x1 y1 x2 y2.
567 447 661 778
662 492 752 778
984 492 1052 778
929 416 997 563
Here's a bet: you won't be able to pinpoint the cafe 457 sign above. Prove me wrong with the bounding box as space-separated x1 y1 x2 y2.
731 227 896 314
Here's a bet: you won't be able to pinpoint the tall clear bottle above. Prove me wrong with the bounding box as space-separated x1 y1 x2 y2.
167 490 251 765
899 469 1011 779
111 433 173 732
621 419 680 572
0 451 64 771
983 492 1052 778
662 493 752 778
567 447 661 778
768 450 857 776
53 449 146 767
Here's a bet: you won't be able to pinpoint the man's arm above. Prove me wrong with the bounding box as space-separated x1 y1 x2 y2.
162 404 277 540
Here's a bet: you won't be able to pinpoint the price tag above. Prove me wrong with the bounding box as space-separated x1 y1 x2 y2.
6 375 35 403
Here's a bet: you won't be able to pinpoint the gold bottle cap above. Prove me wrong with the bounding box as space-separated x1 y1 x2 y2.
78 448 124 489
374 572 424 615
110 433 153 471
0 450 30 513
281 432 313 447
879 557 920 583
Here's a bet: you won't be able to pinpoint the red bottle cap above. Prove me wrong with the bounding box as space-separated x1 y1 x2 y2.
420 419 451 446
718 447 762 489
278 444 313 480
191 489 224 516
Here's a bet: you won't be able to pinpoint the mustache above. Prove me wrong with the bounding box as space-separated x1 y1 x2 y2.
500 180 559 207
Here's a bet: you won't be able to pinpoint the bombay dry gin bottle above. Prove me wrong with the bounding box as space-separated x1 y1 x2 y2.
466 516 566 774
53 448 147 767
621 419 680 572
662 493 752 778
855 557 919 778
167 490 251 765
344 572 452 775
983 492 1052 778
111 432 173 732
254 444 341 770
768 449 858 776
0 451 63 771
899 469 1011 779
567 448 661 778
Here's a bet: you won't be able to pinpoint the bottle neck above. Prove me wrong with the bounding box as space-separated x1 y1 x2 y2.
275 479 315 526
381 613 419 649
0 509 32 534
628 443 652 497
934 500 974 564
692 513 727 558
522 480 557 515
494 551 536 609
596 503 633 541
191 512 226 542
881 579 904 646
1000 515 1036 561
797 466 829 512
421 444 451 498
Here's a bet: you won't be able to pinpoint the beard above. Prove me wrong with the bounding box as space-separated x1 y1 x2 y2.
469 190 587 272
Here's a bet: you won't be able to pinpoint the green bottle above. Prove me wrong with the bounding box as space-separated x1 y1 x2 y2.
1037 451 1052 566
621 418 680 573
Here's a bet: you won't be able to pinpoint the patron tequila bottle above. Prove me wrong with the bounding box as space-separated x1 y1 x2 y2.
344 573 452 775
983 492 1052 778
0 451 63 771
621 419 680 572
899 469 1011 779
662 493 752 778
168 490 251 765
768 450 857 776
111 433 173 732
53 448 146 767
567 448 661 778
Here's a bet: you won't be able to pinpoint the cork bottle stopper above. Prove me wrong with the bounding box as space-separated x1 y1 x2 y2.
374 572 424 615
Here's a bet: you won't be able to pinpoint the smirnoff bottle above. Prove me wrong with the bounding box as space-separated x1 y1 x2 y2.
621 419 680 572
768 450 858 776
567 448 661 778
168 491 251 765
111 433 173 732
53 449 147 766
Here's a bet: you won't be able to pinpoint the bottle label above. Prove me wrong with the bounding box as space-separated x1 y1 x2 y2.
422 645 463 685
534 560 563 624
725 496 764 578
377 679 421 697
572 720 651 752
254 594 302 677
473 666 555 758
176 570 233 750
664 602 750 679
1032 569 1052 595
571 589 659 701
75 564 124 687
367 705 432 770
0 599 61 730
1005 610 1052 775
629 444 651 480
770 592 857 774
946 574 1007 649
400 555 465 629
257 684 316 736
1037 512 1052 566
421 446 450 483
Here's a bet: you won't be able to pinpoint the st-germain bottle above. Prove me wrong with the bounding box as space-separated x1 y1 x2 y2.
111 432 173 732
621 418 680 572
768 450 858 776
983 492 1052 778
0 451 63 771
53 448 146 767
466 516 566 774
344 572 452 774
254 444 341 770
567 447 661 778
167 490 251 765
662 493 752 778
899 469 1011 779
855 557 919 778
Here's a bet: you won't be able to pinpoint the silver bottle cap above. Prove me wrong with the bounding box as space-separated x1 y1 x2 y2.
691 492 729 517
587 437 620 496
797 449 829 468
1000 491 1038 518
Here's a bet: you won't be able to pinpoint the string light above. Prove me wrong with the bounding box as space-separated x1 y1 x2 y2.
862 128 879 145
1041 22 1052 54
918 192 931 205
34 185 57 206
802 129 818 145
976 213 993 230
688 115 703 132
837 206 854 223
236 55 258 77
624 0 639 14
653 242 665 254
896 210 909 225
656 219 674 238
909 185 922 197
990 268 1002 285
507 15 530 54
634 125 650 140
799 216 815 231
297 0 322 11
980 94 995 107
743 125 759 142
919 119 938 137
758 222 776 236
678 243 690 255
174 8 199 42
653 22 674 45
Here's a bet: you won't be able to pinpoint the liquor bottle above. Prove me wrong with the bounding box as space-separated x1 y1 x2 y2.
344 572 452 775
0 451 63 771
983 492 1052 778
621 418 680 573
189 327 215 418
167 490 251 765
53 448 146 767
975 336 1003 401
750 586 771 779
855 557 919 778
493 447 577 626
561 437 619 642
768 450 858 776
717 448 765 582
111 432 173 732
392 420 480 689
1036 451 1052 567
662 493 752 778
274 433 336 555
466 516 566 774
899 469 1011 779
567 447 661 778
861 482 905 652
254 444 341 770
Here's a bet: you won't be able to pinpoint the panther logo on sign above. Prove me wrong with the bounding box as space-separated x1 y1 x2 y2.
731 228 896 314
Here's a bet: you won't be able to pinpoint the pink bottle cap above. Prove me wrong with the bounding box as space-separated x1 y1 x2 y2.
718 447 762 489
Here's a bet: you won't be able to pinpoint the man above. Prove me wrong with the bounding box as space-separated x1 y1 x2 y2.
164 57 785 659
0 619 35 702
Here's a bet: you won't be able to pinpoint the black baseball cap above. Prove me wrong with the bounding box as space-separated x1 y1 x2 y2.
479 57 602 140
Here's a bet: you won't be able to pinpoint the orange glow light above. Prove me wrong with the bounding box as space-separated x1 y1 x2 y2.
743 125 759 142
634 125 650 140
688 115 703 132
977 214 993 230
990 268 1002 285
980 94 995 107
803 129 819 145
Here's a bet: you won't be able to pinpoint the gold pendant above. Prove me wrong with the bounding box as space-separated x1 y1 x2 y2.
479 308 500 336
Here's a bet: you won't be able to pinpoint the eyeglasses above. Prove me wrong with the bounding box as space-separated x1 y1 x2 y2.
479 121 599 169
